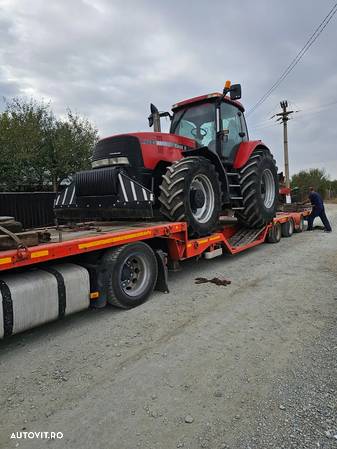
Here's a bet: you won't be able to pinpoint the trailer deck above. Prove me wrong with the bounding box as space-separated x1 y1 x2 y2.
0 211 309 272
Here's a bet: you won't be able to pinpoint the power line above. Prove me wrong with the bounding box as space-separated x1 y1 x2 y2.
250 98 337 128
249 122 279 131
246 3 337 117
296 99 337 116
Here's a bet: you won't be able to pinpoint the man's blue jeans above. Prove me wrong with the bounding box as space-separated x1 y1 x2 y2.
307 207 332 231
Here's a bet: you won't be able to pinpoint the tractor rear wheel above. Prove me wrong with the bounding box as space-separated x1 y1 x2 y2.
159 157 222 237
236 149 278 228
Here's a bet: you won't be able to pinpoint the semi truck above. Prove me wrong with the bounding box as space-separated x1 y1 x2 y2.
0 82 309 338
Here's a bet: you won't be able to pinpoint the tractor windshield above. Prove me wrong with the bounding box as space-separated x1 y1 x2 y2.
170 102 216 148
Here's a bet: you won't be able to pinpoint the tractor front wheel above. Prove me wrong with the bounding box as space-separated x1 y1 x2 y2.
236 149 279 228
159 157 222 237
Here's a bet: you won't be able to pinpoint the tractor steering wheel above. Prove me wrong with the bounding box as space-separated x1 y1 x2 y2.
191 127 207 139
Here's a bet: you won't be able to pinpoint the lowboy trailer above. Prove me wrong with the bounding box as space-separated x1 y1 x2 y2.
0 210 309 339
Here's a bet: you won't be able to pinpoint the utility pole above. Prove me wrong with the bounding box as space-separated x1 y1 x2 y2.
275 100 294 190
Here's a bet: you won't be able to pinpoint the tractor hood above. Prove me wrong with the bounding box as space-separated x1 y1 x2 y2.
92 132 197 170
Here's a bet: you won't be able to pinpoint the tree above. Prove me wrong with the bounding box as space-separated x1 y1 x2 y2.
291 168 330 199
0 97 98 191
328 179 337 198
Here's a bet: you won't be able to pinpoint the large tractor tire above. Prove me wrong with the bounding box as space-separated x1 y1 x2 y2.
236 149 279 228
158 156 222 237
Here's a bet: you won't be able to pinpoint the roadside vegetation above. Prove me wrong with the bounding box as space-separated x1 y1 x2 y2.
0 97 98 192
291 168 337 200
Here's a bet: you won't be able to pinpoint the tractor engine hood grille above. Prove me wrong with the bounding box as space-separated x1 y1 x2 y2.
92 135 144 168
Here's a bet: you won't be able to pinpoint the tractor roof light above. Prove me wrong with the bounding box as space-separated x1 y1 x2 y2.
223 80 231 96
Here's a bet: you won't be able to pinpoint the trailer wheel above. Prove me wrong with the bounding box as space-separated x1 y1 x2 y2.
294 216 304 233
101 242 158 309
281 219 294 237
266 222 281 243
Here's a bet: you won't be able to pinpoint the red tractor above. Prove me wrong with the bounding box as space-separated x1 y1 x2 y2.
55 82 279 237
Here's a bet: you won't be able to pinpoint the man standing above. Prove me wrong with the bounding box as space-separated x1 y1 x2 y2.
306 187 332 232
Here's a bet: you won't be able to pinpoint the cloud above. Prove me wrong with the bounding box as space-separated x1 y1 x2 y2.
1 0 337 176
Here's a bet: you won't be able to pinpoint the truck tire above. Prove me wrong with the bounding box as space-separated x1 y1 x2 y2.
266 222 281 243
294 216 304 233
101 242 158 309
281 219 294 237
159 156 222 237
236 149 278 228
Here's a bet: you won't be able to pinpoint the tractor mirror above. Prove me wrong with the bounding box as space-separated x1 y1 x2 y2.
229 84 241 100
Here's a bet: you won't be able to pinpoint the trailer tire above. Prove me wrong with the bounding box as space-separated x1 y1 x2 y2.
101 242 158 309
295 216 304 233
281 219 294 237
266 222 281 243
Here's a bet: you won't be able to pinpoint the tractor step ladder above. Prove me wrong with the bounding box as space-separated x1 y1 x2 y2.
227 172 244 210
228 227 265 248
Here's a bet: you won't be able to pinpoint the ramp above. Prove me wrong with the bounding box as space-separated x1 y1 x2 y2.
228 227 265 248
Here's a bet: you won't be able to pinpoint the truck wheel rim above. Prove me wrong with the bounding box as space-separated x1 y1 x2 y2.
120 254 149 297
190 174 215 223
261 169 275 209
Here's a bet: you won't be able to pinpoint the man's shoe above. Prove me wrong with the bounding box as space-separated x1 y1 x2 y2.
324 229 332 233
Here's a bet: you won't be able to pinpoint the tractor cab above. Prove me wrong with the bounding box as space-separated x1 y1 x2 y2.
170 84 248 165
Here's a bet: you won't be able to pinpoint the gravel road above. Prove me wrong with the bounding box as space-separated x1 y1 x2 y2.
1 205 337 449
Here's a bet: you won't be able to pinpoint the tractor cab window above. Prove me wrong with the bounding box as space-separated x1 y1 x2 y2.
171 102 216 149
220 102 244 163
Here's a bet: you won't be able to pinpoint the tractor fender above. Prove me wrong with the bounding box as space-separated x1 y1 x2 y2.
233 141 271 169
182 147 230 202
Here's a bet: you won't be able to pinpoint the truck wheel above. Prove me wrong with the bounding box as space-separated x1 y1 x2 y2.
294 216 304 233
281 219 294 237
101 242 158 309
159 156 222 237
266 222 281 243
236 149 279 228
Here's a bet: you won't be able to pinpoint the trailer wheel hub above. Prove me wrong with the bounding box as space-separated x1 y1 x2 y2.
120 255 149 296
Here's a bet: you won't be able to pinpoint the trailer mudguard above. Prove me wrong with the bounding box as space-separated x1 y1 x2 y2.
233 141 270 169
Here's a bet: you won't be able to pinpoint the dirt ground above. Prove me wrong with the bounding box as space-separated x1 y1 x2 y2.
1 205 337 449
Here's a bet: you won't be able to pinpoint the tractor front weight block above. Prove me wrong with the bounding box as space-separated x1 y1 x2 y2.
54 170 154 222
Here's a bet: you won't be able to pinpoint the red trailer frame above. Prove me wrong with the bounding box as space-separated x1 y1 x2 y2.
0 211 309 272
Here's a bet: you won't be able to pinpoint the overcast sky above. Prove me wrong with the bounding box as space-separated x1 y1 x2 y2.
1 0 337 177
